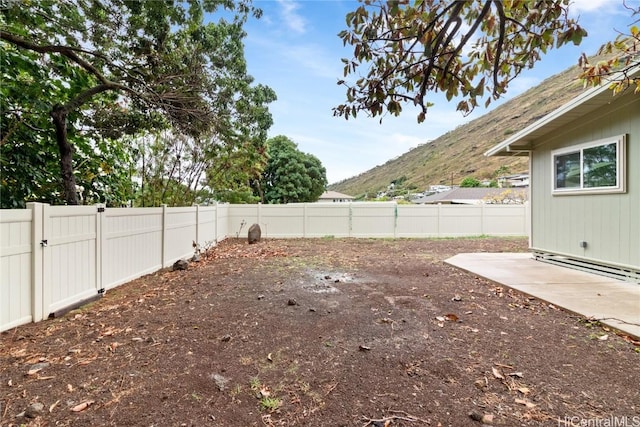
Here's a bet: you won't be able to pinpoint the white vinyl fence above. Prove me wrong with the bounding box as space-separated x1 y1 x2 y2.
1 201 528 331
226 202 528 238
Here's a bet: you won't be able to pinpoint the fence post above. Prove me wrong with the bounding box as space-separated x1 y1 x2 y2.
348 202 353 238
481 203 485 236
394 203 398 239
437 203 441 237
161 204 167 267
195 204 200 245
95 204 105 293
213 202 218 243
26 202 45 322
257 202 262 228
303 203 307 238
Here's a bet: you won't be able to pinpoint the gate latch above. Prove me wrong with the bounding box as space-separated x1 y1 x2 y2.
40 240 48 247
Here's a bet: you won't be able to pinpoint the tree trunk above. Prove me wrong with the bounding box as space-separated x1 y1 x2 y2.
252 179 265 204
50 105 79 205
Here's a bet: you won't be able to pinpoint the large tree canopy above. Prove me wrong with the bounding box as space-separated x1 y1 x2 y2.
259 136 327 204
334 0 589 122
1 0 271 205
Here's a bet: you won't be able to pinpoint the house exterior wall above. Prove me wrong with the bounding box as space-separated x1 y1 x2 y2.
529 90 639 270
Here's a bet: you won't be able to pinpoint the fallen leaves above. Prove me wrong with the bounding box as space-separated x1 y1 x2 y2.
491 367 504 380
435 313 460 327
515 397 537 408
518 386 531 395
70 400 94 412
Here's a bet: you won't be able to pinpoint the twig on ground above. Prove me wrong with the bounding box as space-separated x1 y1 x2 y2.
361 410 430 426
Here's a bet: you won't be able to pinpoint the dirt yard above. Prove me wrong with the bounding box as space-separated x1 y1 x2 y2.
1 237 638 427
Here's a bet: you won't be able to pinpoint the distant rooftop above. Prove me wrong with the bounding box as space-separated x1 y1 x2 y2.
318 191 355 202
413 187 523 204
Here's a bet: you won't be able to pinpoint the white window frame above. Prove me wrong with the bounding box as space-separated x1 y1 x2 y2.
551 134 626 195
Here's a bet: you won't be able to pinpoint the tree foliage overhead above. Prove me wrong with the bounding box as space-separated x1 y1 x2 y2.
579 2 640 93
259 136 327 204
1 0 272 206
334 0 588 123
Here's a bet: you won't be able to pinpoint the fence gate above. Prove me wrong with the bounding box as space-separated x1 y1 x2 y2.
40 204 102 318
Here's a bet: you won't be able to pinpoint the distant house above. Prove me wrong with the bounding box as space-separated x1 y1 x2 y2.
317 190 355 203
497 173 529 188
411 187 524 205
486 66 639 283
427 185 452 194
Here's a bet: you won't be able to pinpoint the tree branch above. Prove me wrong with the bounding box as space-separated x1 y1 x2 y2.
492 0 507 96
442 0 493 78
1 31 111 84
1 31 147 98
418 1 466 106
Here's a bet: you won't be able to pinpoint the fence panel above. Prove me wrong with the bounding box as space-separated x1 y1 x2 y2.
197 206 218 246
215 204 229 242
305 204 351 237
42 205 99 317
436 205 484 236
0 209 33 330
163 207 198 266
481 205 528 236
259 204 305 237
102 207 163 290
396 205 441 237
227 205 259 238
351 203 396 237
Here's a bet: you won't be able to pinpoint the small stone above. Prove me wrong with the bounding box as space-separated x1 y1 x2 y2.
221 334 231 342
469 412 483 422
27 362 50 375
211 373 229 391
468 412 494 424
257 294 265 300
24 402 45 418
287 299 297 306
172 259 189 271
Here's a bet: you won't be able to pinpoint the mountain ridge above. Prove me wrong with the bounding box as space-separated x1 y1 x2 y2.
328 62 594 198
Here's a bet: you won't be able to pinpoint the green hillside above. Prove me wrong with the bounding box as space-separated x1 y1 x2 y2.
329 62 592 199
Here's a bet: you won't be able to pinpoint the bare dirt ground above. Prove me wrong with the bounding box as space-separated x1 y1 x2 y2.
1 237 639 427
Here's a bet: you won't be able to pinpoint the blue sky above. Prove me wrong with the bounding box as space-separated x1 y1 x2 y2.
240 0 635 184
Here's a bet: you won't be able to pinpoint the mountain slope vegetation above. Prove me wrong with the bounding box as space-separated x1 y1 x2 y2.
329 63 593 198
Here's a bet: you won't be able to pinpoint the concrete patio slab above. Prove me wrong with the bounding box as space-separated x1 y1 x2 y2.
445 252 640 339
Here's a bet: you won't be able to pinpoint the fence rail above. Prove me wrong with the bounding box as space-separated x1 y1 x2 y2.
1 202 528 331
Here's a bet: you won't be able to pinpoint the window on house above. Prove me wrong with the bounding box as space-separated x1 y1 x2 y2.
552 135 626 194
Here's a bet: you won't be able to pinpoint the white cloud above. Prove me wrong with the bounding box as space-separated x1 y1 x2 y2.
569 0 619 14
277 0 306 34
283 44 341 79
